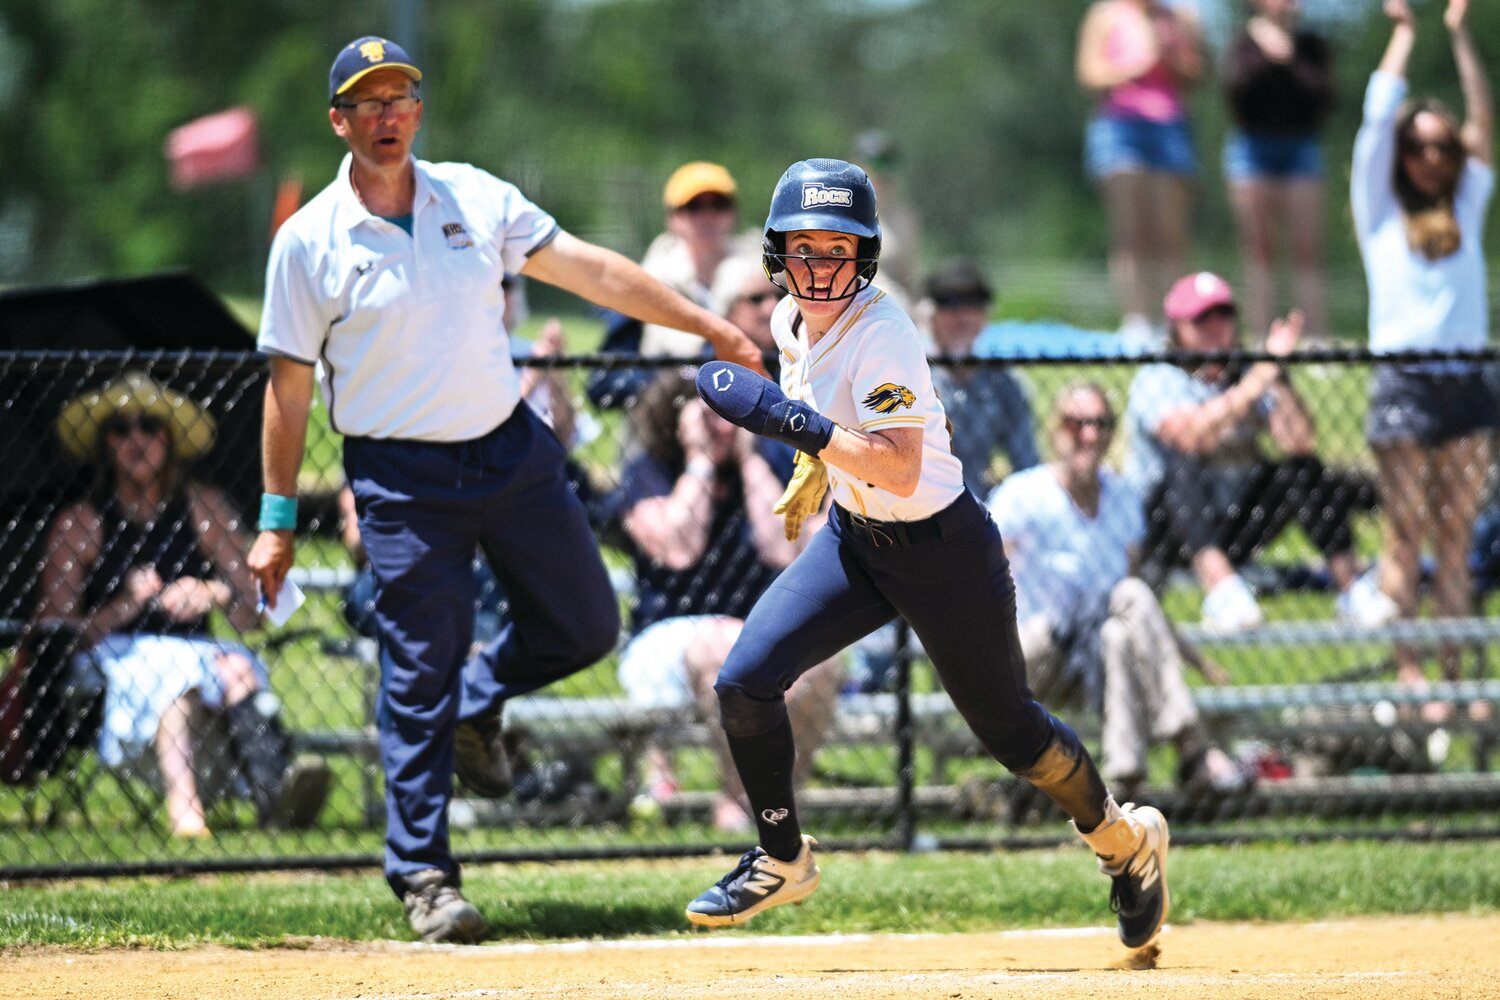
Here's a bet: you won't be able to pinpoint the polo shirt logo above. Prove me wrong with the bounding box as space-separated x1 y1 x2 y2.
442 222 473 249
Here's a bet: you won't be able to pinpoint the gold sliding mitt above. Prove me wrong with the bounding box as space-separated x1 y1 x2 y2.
772 450 829 542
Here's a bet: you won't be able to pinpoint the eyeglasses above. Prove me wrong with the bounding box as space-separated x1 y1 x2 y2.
334 95 421 118
104 413 167 438
1399 136 1462 157
677 194 736 214
1060 415 1115 434
932 293 991 310
736 291 783 307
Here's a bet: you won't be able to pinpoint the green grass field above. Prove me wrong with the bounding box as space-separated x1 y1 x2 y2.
2 839 1497 948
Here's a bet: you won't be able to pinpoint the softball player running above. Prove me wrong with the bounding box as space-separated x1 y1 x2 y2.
685 158 1170 949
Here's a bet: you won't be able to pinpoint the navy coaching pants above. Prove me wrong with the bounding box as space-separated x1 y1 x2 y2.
345 404 619 895
719 490 1054 771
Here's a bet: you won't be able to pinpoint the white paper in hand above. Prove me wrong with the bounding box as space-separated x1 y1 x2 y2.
258 576 306 628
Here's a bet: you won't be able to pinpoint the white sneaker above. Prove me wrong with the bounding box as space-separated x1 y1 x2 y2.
1200 574 1264 632
1335 570 1400 629
685 834 820 927
1075 799 1170 948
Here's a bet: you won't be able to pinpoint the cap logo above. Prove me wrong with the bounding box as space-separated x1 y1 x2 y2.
1195 272 1222 295
359 40 387 63
802 183 853 210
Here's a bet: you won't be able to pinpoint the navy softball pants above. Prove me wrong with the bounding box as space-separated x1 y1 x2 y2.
344 405 619 896
719 490 1055 772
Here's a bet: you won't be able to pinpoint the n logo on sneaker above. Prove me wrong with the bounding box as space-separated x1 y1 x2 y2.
1132 851 1160 890
743 868 785 898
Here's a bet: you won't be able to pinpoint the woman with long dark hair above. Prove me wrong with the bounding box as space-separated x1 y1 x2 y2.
1352 0 1495 698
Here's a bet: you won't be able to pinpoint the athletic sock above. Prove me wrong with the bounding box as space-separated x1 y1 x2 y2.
724 713 802 861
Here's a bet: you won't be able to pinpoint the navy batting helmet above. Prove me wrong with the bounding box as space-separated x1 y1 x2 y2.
762 158 881 302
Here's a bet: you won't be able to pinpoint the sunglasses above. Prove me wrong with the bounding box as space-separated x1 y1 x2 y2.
1060 414 1115 434
932 293 991 310
1399 136 1463 157
736 291 783 307
104 413 167 438
677 194 736 214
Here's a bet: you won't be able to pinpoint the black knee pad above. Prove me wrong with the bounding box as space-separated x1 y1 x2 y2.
714 682 788 739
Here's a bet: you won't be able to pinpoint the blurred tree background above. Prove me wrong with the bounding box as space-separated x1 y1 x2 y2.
3 0 1497 335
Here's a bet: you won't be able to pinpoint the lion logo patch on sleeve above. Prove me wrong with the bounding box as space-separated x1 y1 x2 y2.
862 383 917 414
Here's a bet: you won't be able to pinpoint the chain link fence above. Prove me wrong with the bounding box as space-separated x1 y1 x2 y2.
2 348 1499 879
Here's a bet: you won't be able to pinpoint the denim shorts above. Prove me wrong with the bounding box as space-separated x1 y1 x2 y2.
1223 130 1324 182
1366 365 1499 448
1086 114 1197 180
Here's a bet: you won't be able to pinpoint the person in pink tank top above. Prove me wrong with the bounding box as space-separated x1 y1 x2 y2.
1077 0 1204 336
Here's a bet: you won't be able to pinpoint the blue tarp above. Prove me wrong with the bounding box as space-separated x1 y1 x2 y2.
972 319 1149 359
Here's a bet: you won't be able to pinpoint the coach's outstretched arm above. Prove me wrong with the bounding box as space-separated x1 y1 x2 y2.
698 361 922 498
247 356 315 608
523 232 765 373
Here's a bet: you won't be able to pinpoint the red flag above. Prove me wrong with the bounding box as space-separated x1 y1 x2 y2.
165 107 260 190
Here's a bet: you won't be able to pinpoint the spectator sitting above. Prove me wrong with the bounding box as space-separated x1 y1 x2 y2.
923 257 1041 493
988 381 1247 801
613 370 842 831
38 372 329 838
587 164 750 410
1124 272 1394 631
639 161 744 358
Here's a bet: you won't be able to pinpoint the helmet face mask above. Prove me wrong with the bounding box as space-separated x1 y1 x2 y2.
762 158 882 302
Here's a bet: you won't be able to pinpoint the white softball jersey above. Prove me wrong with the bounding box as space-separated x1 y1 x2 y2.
259 154 559 441
772 283 966 522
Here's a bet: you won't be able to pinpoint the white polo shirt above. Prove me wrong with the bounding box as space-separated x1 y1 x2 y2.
772 283 965 522
259 154 560 441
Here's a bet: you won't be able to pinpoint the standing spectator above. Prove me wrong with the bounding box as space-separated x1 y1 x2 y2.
1124 272 1392 631
39 372 330 839
248 37 761 944
1076 0 1204 337
989 382 1246 803
1223 0 1335 345
1353 0 1496 697
924 257 1040 493
614 371 841 831
640 161 743 358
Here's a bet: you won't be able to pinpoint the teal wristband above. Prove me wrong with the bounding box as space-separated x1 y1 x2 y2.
258 493 298 532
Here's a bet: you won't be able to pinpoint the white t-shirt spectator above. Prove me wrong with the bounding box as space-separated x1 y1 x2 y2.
1352 71 1494 356
988 464 1144 625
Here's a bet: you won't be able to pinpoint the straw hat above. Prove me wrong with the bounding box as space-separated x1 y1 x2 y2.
56 370 216 463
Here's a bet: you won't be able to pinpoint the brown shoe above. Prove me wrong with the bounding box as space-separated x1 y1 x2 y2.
454 710 512 798
402 869 488 943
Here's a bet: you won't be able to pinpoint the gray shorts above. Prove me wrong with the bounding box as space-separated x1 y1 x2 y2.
1365 366 1498 448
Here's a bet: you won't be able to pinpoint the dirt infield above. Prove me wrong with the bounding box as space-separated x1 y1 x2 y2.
7 914 1499 1000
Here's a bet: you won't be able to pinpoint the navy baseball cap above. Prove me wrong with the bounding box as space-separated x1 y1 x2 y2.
330 36 422 102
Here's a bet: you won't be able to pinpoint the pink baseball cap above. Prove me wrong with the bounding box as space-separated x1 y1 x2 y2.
1163 272 1236 321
